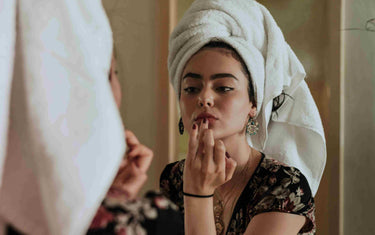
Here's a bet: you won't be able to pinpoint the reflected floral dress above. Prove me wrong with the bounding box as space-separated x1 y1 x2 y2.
7 190 184 235
87 190 184 235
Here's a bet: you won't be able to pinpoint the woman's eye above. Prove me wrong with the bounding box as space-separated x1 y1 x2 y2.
216 87 234 92
183 87 200 94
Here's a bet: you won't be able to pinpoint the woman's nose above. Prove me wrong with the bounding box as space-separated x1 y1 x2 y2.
198 90 214 107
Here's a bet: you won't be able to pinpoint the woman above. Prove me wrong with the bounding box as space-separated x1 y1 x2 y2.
160 0 326 234
86 55 184 235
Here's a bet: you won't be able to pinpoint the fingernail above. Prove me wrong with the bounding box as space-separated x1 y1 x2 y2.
192 124 197 129
203 118 207 124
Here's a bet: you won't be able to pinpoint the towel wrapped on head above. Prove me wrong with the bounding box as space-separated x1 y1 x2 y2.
168 0 326 196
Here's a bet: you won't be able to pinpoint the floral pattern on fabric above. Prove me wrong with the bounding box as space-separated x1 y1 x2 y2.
7 191 184 235
160 155 316 234
87 191 184 235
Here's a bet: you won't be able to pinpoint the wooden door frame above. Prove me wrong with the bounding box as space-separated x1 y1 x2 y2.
154 0 178 185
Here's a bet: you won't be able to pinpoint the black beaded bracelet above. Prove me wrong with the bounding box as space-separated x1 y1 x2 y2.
182 191 214 198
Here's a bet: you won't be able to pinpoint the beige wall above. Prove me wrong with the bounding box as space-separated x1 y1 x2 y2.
102 0 158 192
342 0 375 234
102 0 178 192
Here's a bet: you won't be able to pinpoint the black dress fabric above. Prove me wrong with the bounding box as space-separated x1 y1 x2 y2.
160 155 315 234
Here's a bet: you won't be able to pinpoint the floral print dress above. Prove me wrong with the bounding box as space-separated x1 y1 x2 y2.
7 191 184 235
87 191 184 235
160 154 316 235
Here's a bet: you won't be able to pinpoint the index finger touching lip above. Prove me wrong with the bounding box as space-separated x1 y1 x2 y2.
187 123 199 160
198 118 208 141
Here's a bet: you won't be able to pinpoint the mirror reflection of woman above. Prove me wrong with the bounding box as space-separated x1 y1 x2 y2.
160 0 326 234
86 55 184 235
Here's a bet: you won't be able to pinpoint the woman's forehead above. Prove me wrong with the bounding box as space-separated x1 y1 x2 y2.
183 49 246 77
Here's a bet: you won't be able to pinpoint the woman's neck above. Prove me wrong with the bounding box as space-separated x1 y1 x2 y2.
216 133 263 195
220 133 253 167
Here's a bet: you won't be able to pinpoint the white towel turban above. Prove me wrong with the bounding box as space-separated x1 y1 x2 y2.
168 0 326 196
0 0 125 234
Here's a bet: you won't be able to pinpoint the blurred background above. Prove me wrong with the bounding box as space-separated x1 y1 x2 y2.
101 0 375 234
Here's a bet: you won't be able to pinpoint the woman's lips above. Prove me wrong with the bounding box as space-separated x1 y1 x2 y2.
194 113 218 123
195 117 217 122
194 117 217 127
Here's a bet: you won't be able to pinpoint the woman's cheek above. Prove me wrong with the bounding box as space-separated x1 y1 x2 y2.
179 100 192 130
224 99 248 124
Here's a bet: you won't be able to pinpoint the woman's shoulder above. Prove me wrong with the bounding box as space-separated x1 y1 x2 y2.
253 156 313 201
249 155 315 233
258 156 312 194
160 159 185 181
260 156 301 172
159 160 185 212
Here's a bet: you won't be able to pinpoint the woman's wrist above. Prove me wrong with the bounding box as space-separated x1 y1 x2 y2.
184 194 214 209
183 185 215 196
184 194 215 235
106 186 131 201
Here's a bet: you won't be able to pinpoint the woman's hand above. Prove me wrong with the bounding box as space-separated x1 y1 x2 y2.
110 130 153 200
183 119 237 195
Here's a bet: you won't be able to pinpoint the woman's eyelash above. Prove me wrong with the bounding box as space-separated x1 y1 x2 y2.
183 86 234 93
216 87 234 92
183 87 200 93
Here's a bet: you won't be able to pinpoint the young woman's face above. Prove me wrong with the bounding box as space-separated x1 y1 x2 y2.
179 48 256 139
109 55 122 108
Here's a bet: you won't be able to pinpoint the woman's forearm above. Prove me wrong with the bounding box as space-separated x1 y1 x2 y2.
184 196 216 235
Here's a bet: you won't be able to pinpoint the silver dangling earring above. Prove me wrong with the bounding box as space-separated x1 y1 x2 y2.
246 117 259 136
178 117 184 135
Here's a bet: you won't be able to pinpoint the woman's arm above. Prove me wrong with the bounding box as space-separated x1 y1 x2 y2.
184 196 216 234
244 212 305 235
183 120 236 235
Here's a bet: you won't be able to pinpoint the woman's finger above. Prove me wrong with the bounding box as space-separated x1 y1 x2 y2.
125 129 140 148
201 129 215 170
197 119 207 144
196 118 209 158
214 140 226 171
187 122 199 161
198 118 209 138
127 145 153 172
119 159 127 169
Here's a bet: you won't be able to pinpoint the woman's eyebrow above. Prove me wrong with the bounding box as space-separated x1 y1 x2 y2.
211 73 238 81
182 72 238 81
182 72 202 80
